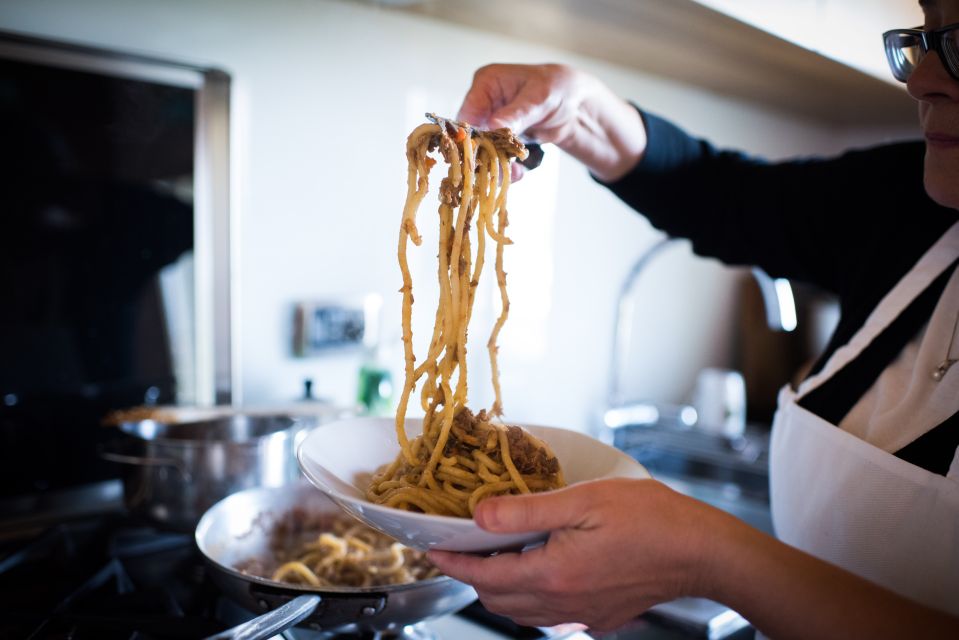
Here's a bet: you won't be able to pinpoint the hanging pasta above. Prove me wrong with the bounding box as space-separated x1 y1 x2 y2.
366 115 565 518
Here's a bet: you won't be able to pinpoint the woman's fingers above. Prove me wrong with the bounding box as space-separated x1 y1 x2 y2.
429 545 547 586
458 64 566 138
457 63 518 127
458 63 646 181
472 484 594 533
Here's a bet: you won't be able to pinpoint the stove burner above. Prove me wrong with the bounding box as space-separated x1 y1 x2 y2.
0 516 222 639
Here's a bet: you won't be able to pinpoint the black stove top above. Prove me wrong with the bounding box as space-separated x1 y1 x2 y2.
0 506 554 640
1 514 228 639
0 489 752 640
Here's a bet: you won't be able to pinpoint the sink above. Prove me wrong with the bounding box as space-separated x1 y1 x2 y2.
607 419 774 535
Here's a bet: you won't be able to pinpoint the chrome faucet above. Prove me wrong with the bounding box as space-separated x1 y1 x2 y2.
605 237 796 424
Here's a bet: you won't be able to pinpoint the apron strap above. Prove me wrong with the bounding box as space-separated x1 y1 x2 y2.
798 258 959 428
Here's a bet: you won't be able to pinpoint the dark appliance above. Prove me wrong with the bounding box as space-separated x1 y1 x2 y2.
0 30 230 505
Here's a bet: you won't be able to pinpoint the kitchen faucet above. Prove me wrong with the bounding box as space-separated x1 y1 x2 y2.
605 237 796 429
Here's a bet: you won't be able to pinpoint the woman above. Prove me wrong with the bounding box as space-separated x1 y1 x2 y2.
428 1 959 637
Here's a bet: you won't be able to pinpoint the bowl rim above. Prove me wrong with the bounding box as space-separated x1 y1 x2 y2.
295 416 648 526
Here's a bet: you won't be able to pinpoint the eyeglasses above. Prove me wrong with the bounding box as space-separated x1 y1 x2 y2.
883 23 959 83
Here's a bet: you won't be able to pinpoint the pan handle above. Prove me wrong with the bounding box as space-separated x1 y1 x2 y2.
204 594 322 640
248 583 388 629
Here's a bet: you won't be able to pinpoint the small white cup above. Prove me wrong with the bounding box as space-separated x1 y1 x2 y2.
692 368 746 439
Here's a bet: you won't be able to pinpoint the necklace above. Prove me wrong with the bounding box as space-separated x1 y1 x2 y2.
931 311 959 381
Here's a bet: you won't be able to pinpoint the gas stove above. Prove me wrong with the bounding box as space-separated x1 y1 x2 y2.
0 482 751 640
0 508 474 639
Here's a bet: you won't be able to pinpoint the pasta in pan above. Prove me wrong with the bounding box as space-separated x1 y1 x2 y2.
366 115 565 517
237 508 439 588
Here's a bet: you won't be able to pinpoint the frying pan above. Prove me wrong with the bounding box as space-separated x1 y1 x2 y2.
195 481 477 639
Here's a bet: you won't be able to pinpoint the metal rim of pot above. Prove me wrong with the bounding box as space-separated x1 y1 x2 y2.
100 413 316 530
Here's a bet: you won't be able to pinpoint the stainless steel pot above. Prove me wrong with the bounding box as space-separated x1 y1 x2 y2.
195 482 477 639
102 414 313 531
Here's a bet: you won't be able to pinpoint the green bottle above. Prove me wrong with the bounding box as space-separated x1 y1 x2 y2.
357 346 393 416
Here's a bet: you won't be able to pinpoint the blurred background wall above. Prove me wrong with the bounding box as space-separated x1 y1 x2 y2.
0 0 920 432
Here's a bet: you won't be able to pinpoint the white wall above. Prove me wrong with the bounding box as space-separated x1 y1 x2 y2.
1 0 919 432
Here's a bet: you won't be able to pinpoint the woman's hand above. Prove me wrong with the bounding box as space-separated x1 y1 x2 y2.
427 478 733 631
431 479 959 639
457 64 647 182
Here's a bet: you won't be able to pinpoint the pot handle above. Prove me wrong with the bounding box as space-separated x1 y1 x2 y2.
98 446 191 479
204 593 321 640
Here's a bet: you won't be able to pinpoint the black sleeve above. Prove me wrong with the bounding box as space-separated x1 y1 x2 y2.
597 109 929 297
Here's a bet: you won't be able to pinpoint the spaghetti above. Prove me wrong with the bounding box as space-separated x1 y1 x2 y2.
237 508 439 588
366 115 565 517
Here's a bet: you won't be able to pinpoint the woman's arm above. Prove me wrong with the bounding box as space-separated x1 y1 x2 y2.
458 63 934 296
428 478 959 638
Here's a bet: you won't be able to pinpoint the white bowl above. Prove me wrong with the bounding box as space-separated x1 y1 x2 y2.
296 416 650 553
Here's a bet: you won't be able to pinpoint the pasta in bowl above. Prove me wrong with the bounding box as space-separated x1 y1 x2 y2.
298 114 645 553
296 416 650 553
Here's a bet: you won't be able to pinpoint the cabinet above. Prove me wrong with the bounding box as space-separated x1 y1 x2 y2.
393 0 915 127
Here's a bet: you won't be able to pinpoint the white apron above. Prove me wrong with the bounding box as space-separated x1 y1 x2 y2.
769 221 959 617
